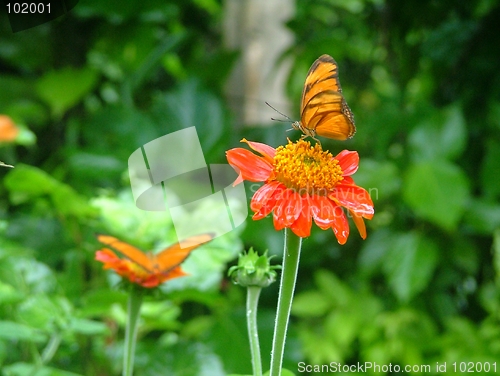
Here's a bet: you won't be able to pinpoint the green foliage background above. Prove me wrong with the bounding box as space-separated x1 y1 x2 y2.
1 0 500 375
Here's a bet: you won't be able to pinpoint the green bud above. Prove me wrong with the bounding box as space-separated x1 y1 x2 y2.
228 248 281 288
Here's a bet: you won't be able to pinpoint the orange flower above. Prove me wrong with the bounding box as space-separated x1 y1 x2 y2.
95 234 213 288
226 139 374 244
0 115 19 142
95 249 187 288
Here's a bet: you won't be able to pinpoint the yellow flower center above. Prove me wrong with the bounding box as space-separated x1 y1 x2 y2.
273 139 344 195
126 260 150 279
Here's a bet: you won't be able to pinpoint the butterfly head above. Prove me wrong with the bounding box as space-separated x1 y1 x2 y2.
291 120 321 144
291 120 301 132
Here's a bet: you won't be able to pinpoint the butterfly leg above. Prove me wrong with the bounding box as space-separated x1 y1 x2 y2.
299 133 321 146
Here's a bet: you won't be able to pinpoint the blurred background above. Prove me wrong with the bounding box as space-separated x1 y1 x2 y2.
1 0 500 375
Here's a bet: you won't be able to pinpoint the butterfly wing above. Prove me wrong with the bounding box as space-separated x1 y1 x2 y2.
302 90 355 140
301 54 343 112
96 235 154 272
300 54 355 140
155 233 215 273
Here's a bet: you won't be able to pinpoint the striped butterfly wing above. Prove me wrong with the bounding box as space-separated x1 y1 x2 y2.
300 54 356 140
155 233 215 273
97 234 155 272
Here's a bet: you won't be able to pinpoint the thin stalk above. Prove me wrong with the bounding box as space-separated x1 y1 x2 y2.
123 287 143 376
269 228 302 376
41 333 62 363
247 285 263 376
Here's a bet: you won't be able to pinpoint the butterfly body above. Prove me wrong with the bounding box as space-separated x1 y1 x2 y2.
293 54 356 141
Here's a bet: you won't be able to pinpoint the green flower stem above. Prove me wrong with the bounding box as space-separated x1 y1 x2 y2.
123 287 144 376
270 228 302 376
247 285 263 376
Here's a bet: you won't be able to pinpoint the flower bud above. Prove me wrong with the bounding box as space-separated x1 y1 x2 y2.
228 248 281 288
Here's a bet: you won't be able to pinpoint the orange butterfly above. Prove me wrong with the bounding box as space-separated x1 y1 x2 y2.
95 233 214 288
292 54 356 141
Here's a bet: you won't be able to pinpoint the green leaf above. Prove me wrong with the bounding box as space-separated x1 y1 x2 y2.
493 230 500 283
16 295 69 331
383 232 439 302
35 67 98 117
51 184 97 218
296 327 342 364
152 79 231 161
358 229 393 275
68 318 109 336
193 0 220 14
67 151 123 181
80 289 127 317
403 161 470 230
0 281 25 305
314 269 351 308
83 105 160 158
0 321 46 342
463 199 500 235
140 301 182 332
76 0 147 21
480 139 500 200
422 18 476 67
4 164 96 218
479 282 500 316
2 362 83 376
292 291 331 317
449 237 480 275
354 159 401 200
408 104 467 162
3 99 48 128
138 339 228 376
4 164 56 201
324 310 359 349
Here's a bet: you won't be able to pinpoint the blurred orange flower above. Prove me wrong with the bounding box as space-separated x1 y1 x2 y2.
95 234 213 288
226 139 374 244
0 115 19 142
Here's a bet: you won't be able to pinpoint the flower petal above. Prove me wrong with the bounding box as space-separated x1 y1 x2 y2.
141 267 188 288
0 115 19 142
241 138 276 163
342 176 355 185
251 181 282 219
273 189 302 231
330 184 374 219
141 277 162 288
335 150 359 176
226 148 273 184
350 210 367 239
95 248 119 264
309 195 337 230
291 195 312 237
95 249 129 271
330 205 349 245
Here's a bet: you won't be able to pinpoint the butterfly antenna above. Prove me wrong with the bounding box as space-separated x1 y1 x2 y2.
265 101 293 122
270 117 291 123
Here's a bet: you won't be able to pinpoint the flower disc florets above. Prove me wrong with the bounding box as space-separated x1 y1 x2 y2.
273 140 343 195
